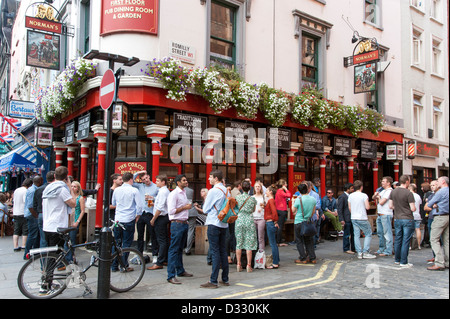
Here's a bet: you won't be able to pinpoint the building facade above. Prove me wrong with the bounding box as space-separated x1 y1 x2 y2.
9 0 445 228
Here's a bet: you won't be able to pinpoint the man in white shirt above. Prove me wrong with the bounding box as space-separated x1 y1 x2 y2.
111 172 143 270
148 175 170 270
42 166 76 248
372 176 394 256
12 178 33 252
348 180 376 259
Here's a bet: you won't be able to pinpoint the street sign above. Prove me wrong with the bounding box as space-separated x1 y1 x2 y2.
99 69 116 110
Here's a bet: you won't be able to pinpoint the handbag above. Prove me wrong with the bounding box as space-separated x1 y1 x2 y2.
299 198 317 237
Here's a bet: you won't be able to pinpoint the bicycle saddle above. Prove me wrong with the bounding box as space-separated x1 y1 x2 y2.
57 227 78 234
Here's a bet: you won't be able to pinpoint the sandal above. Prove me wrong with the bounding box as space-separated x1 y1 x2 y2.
266 264 279 269
237 264 242 272
246 265 253 273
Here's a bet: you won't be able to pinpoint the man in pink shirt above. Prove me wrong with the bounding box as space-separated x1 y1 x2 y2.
275 179 291 246
166 174 193 284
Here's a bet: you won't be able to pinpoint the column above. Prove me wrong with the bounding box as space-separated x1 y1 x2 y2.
287 142 302 195
77 134 93 190
53 141 67 168
250 138 265 184
92 124 107 228
204 131 222 189
144 125 170 182
346 149 360 184
393 161 400 183
320 146 333 197
66 145 78 177
371 152 384 191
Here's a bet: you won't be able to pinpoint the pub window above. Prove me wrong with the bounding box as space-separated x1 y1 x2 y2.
115 111 149 159
302 34 319 86
81 0 91 54
86 141 98 191
210 1 237 69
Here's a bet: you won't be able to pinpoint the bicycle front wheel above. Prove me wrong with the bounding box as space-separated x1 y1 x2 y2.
110 247 145 293
18 253 69 299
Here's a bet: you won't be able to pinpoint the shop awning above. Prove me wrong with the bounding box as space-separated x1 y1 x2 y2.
0 143 37 173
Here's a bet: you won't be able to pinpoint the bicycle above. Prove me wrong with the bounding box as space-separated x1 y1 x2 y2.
17 220 146 299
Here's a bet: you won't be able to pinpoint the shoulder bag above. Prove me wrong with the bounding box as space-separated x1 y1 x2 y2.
299 198 317 237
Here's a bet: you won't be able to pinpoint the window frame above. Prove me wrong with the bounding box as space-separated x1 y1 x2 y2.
364 0 383 29
411 25 424 69
412 91 424 137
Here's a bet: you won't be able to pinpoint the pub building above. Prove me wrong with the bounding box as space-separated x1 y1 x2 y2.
51 72 403 228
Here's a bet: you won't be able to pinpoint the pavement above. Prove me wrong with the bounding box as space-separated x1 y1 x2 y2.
1 232 448 303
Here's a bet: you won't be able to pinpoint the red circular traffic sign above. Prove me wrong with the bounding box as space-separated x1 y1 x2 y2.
99 69 116 110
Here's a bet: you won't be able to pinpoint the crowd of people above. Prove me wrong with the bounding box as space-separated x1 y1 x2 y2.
1 166 448 290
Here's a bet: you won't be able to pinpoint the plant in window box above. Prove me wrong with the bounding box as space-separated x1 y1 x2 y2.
291 91 314 127
35 57 97 122
310 97 331 130
344 105 368 137
258 83 292 127
327 100 347 131
144 57 190 102
188 67 233 114
228 80 260 119
364 108 385 136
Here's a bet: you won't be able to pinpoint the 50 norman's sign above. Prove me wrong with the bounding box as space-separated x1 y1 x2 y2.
25 3 62 34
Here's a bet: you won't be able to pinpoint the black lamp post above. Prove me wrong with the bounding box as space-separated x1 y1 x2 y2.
82 49 139 299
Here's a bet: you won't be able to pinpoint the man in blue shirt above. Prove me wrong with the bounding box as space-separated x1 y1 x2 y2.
133 170 159 257
23 176 43 259
425 176 449 271
200 170 228 289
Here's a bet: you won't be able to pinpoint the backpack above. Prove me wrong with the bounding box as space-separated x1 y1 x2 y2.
214 188 252 224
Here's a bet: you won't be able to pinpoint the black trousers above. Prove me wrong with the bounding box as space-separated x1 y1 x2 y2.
137 212 159 255
154 214 169 266
294 224 316 261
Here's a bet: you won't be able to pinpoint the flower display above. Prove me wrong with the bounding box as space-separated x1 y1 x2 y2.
35 58 96 122
258 83 292 127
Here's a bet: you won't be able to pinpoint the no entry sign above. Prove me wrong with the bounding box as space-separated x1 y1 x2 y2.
99 69 116 110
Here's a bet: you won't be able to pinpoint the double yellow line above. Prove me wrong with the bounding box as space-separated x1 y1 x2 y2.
216 260 343 299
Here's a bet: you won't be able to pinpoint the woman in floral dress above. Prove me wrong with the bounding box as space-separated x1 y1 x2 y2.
235 180 257 272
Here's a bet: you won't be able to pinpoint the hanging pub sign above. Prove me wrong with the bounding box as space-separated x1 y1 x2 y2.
77 113 91 140
103 103 129 132
353 39 379 65
34 126 53 147
101 0 159 36
333 137 352 157
64 121 75 145
173 113 207 140
25 2 63 34
354 62 377 94
26 30 60 70
303 132 324 153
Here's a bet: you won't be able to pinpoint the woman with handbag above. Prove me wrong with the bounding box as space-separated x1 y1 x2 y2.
292 183 318 264
264 186 280 269
235 180 257 272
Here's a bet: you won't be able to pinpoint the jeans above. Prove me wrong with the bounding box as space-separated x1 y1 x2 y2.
376 215 393 255
276 210 287 244
394 219 415 265
38 213 47 248
137 212 158 255
167 222 188 280
154 214 169 266
266 221 280 265
65 225 80 262
352 220 373 254
343 221 355 252
294 223 316 261
207 225 229 285
112 220 136 271
24 216 40 258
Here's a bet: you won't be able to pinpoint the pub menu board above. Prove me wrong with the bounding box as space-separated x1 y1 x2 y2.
173 113 207 140
77 113 91 140
65 121 75 145
225 121 253 145
267 128 291 150
303 132 324 153
360 140 377 159
333 137 352 157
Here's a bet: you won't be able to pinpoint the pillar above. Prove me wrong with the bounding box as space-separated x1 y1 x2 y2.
250 138 265 184
77 134 93 190
203 131 222 189
144 125 170 182
393 161 400 183
92 124 107 228
346 149 360 184
320 146 333 197
66 145 78 177
53 141 67 169
287 142 302 195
